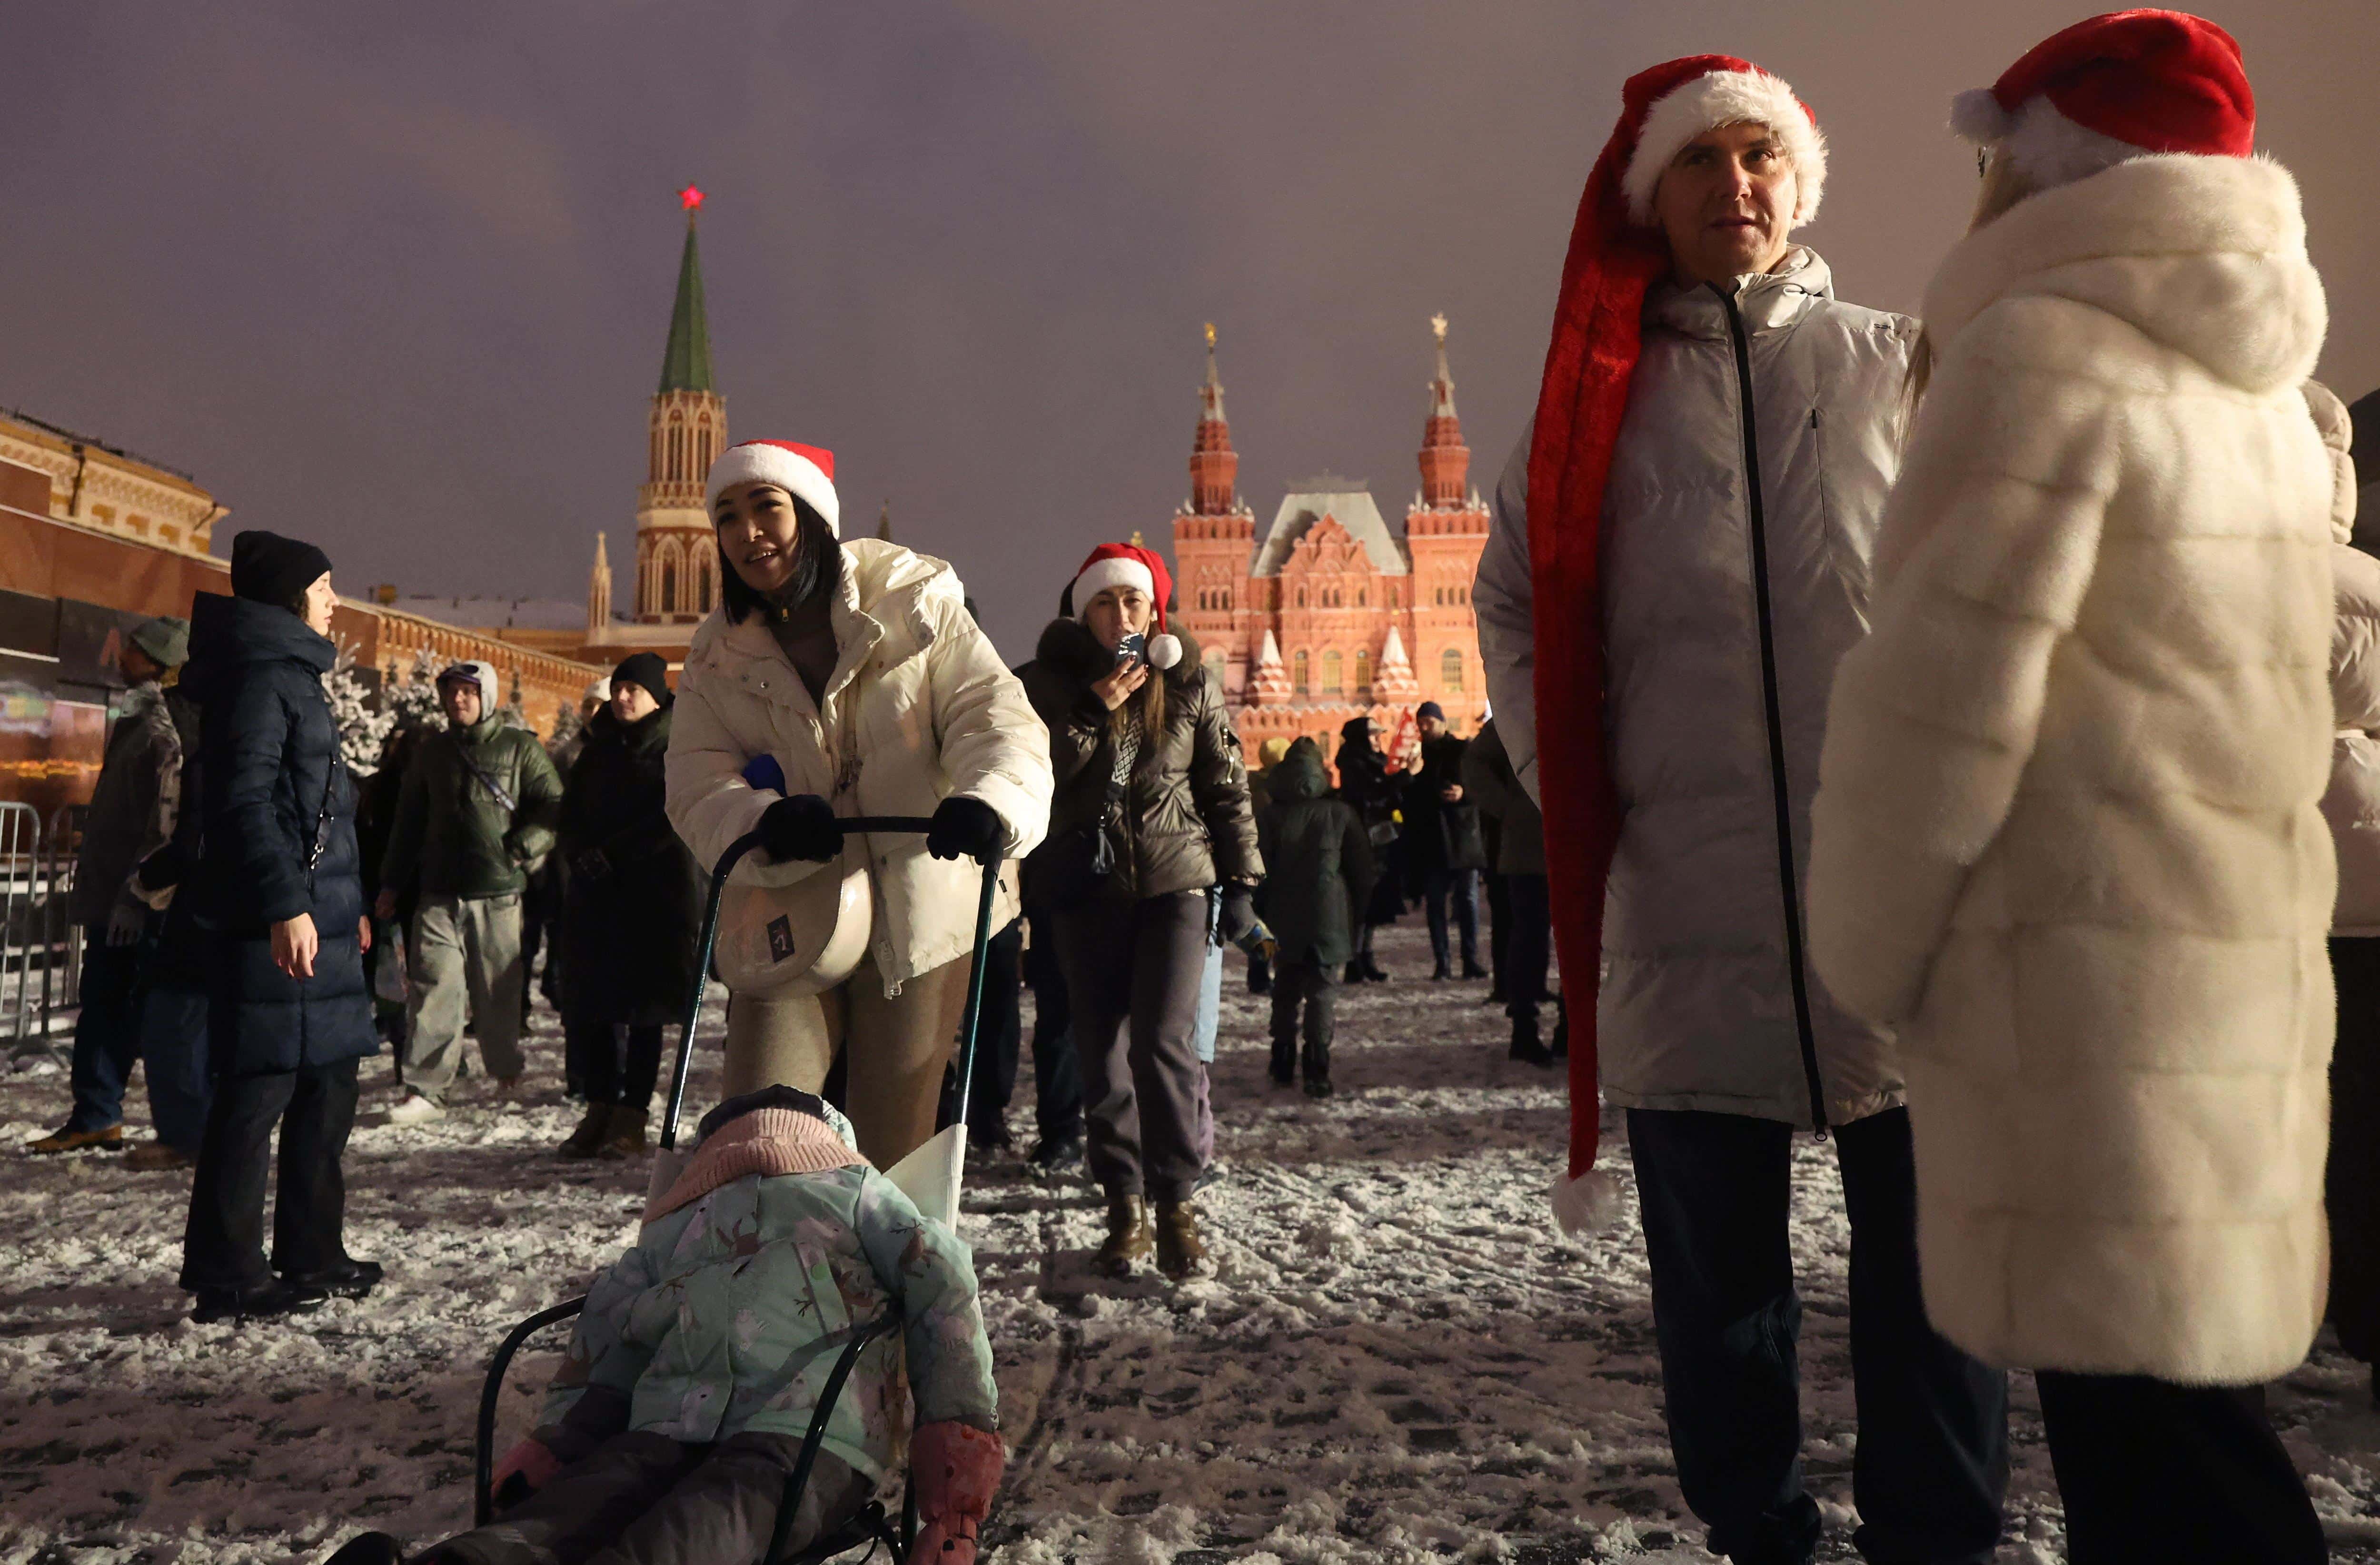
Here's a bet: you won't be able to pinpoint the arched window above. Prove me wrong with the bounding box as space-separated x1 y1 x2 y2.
1293 650 1309 695
1441 647 1464 692
1354 650 1371 694
662 556 679 616
1297 588 1306 607
694 552 712 614
1358 589 1367 607
1323 649 1343 694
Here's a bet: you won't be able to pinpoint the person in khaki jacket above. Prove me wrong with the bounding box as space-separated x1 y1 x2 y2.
665 440 1051 1173
377 660 563 1122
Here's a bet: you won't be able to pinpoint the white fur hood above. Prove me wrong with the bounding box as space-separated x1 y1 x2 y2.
1923 154 2325 398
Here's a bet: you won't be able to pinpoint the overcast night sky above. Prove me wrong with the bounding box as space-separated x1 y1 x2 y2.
4 1 2373 659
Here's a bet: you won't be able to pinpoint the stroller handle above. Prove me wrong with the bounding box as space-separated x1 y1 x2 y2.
660 814 1003 1152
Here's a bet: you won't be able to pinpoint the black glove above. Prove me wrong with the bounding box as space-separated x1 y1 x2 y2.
757 794 843 864
926 796 1006 864
1219 884 1258 946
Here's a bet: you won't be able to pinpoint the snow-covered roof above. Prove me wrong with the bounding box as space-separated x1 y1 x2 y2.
392 595 590 633
1253 477 1409 578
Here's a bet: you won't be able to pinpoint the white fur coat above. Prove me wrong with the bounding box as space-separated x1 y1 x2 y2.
1804 154 2334 1384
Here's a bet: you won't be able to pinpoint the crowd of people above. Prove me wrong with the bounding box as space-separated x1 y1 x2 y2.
16 9 2377 1564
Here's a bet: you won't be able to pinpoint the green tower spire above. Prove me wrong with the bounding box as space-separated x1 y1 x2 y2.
658 204 714 395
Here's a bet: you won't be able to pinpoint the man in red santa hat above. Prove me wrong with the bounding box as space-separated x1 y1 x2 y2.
1471 55 2009 1565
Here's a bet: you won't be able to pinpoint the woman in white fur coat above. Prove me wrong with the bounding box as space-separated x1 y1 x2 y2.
1805 14 2330 1563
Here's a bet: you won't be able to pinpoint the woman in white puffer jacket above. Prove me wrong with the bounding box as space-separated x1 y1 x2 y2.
2313 380 2380 1402
665 440 1052 1168
1805 14 2331 1561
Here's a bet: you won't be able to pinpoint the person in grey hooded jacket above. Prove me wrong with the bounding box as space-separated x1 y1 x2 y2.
1471 56 2006 1565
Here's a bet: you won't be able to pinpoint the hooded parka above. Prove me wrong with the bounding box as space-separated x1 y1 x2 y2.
379 667 563 903
1805 155 2334 1382
184 592 377 1073
1020 619 1261 902
1255 740 1376 969
667 538 1052 992
1474 247 1914 1130
69 680 195 927
556 703 703 1027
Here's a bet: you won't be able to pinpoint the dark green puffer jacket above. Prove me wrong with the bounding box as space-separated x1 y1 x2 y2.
380 715 563 900
1254 738 1375 968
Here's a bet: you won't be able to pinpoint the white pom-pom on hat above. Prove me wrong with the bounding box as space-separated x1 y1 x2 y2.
1552 1167 1626 1235
1950 87 2014 144
1144 634 1183 671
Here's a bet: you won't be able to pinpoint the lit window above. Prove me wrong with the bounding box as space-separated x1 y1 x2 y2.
1441 647 1464 692
1355 651 1371 693
1323 649 1343 694
1293 650 1309 694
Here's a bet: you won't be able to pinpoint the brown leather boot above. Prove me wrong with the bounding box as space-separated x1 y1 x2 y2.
600 1105 651 1159
557 1102 612 1159
1154 1200 1213 1280
1096 1195 1153 1275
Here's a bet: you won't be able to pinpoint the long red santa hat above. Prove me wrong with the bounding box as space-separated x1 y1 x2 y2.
1527 56 1825 1233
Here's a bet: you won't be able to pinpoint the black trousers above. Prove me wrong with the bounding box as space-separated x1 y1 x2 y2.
1483 870 1510 991
180 1056 361 1292
1055 891 1209 1204
963 918 1025 1142
1268 957 1338 1080
1502 874 1552 1022
1628 1108 2008 1565
1421 866 1480 970
1022 907 1082 1141
2035 1374 2324 1565
429 1431 867 1565
2330 935 2380 1362
565 1018 664 1110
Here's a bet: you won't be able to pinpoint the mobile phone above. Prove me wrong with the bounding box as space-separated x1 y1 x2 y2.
1115 632 1147 667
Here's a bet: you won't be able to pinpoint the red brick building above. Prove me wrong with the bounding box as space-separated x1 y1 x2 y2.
1170 317 1489 759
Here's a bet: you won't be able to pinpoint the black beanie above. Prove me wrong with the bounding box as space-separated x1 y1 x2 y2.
611 652 671 706
229 530 334 609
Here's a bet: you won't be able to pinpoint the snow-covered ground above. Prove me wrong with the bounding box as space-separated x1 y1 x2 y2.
6 922 2380 1564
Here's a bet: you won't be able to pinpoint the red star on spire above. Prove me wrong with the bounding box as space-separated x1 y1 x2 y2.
678 184 705 213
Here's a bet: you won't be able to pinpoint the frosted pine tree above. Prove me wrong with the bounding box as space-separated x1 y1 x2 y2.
323 641 395 776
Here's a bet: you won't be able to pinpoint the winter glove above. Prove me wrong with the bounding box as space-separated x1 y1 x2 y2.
757 793 843 864
926 796 1006 865
1218 884 1258 947
907 1421 1005 1565
490 1436 563 1510
104 899 148 948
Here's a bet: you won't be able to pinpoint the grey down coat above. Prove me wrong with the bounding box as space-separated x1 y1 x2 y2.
1473 248 1914 1130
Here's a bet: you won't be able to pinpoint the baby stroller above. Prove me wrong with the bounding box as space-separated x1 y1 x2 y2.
473 817 1004 1565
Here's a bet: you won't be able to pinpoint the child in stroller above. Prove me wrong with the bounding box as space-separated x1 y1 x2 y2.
328 1086 1004 1565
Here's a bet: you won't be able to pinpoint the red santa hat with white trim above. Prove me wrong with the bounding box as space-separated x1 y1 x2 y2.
1523 55 1826 1236
1950 10 2253 189
1066 543 1181 670
704 440 841 535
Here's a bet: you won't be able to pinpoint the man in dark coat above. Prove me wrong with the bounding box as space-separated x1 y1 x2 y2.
27 615 198 1163
1463 719 1556 1067
1255 738 1375 1096
1402 703 1487 981
178 531 381 1324
1332 716 1402 982
552 653 701 1159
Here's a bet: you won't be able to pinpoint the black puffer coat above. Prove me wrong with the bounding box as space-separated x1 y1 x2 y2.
1403 733 1488 876
185 592 376 1074
1335 720 1405 927
555 703 702 1027
1021 619 1261 903
1255 739 1375 968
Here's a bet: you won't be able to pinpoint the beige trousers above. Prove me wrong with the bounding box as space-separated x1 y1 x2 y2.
720 953 968 1168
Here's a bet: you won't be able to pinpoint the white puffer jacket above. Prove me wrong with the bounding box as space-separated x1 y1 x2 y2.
2313 383 2380 935
666 538 1052 991
1805 155 2334 1383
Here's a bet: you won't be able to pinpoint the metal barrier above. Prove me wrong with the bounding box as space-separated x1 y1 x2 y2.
41 805 84 1040
0 802 43 1048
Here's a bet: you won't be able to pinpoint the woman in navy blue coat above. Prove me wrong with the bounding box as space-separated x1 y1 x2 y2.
178 531 381 1324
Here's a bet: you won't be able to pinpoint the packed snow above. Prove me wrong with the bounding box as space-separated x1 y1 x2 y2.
7 922 2380 1564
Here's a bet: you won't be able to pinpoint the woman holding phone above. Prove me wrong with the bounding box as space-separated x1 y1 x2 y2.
1022 543 1261 1279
